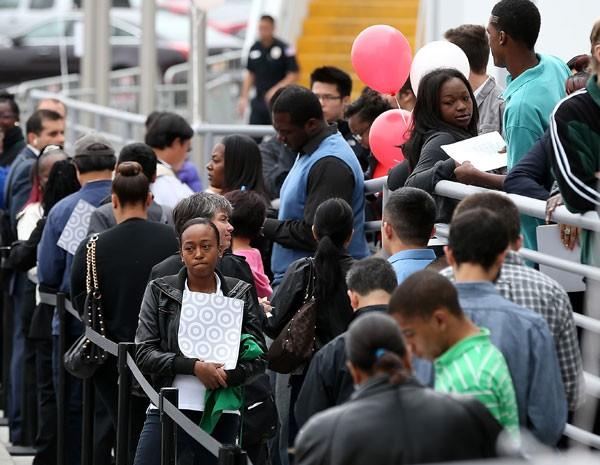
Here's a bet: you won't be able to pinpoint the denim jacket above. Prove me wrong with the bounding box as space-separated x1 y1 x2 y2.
455 282 567 445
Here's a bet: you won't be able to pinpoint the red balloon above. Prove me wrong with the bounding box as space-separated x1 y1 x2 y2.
351 25 412 95
369 109 412 172
372 163 390 179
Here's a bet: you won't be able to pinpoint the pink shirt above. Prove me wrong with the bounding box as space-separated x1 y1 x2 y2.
233 248 273 298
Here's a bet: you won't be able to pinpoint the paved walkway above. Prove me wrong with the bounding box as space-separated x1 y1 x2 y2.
0 417 32 465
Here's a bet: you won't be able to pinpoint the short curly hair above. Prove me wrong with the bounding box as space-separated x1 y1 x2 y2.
490 0 540 50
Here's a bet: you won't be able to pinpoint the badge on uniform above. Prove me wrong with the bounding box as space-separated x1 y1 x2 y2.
249 50 261 60
270 46 282 60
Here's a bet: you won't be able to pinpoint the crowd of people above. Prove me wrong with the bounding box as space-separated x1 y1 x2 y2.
0 0 598 464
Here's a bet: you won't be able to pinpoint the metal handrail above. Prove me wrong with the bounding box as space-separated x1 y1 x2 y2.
163 50 244 84
435 180 600 233
30 89 146 123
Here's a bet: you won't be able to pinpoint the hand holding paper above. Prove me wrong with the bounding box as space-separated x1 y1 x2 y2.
441 131 507 172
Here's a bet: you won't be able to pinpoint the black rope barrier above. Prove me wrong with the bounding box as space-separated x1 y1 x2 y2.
39 291 253 465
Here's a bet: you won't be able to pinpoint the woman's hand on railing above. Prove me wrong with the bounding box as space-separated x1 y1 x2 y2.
194 361 228 389
545 193 580 250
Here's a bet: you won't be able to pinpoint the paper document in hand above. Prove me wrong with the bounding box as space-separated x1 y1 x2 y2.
441 131 507 172
178 292 244 369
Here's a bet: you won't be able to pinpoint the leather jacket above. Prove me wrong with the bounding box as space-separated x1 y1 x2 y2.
295 375 501 465
135 267 267 391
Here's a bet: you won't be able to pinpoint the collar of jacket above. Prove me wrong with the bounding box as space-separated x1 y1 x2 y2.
353 305 388 319
475 76 498 107
300 123 338 155
152 267 247 304
351 374 422 401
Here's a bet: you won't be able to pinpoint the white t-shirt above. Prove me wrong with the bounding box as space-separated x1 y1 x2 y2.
171 275 223 411
151 161 193 209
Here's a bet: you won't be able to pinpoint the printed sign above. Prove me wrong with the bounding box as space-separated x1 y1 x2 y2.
178 292 244 370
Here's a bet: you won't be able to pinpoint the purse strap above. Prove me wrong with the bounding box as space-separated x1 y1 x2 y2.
85 234 105 337
304 258 316 301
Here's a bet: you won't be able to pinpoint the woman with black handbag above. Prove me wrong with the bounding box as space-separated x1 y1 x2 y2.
264 198 355 465
70 161 179 463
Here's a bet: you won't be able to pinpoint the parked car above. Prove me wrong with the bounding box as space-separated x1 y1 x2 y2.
0 0 136 35
0 9 243 87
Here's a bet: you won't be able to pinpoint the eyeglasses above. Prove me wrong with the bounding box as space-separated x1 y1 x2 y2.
0 113 16 119
314 93 342 102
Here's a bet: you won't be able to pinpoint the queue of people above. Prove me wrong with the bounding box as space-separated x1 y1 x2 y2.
0 0 597 464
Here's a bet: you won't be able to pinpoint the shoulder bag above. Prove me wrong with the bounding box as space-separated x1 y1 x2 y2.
64 234 108 379
267 258 317 374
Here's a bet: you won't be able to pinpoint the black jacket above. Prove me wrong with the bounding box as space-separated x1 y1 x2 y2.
265 255 354 346
71 218 179 343
9 217 45 272
405 131 464 223
504 130 554 200
294 305 386 428
295 375 501 465
135 267 266 391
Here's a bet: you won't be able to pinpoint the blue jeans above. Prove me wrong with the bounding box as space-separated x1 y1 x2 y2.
134 410 239 465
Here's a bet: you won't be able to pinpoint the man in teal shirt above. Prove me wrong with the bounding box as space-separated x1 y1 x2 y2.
487 0 570 251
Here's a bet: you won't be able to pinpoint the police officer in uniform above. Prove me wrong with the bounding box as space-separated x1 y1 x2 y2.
238 15 299 125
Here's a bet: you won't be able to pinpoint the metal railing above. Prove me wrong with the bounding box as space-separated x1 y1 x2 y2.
365 176 600 449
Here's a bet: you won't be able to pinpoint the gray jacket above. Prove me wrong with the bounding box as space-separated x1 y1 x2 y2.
476 76 505 135
88 200 172 235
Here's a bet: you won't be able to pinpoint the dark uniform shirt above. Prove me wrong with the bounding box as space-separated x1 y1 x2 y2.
247 37 299 98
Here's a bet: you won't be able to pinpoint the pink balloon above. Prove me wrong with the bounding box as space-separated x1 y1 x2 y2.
369 109 412 170
351 25 412 95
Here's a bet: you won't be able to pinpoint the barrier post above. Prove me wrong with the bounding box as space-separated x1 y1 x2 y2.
0 246 11 422
56 292 67 465
81 377 94 465
116 343 135 465
218 445 247 465
159 387 178 465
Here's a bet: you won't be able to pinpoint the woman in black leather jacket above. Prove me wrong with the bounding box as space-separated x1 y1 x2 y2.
295 313 501 465
134 218 266 465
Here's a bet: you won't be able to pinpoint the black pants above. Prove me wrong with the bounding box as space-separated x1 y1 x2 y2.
134 410 239 465
250 98 271 125
33 337 56 465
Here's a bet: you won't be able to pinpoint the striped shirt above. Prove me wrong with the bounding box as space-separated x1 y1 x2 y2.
434 328 519 436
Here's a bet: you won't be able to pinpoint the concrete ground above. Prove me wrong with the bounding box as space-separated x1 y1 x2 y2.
0 416 32 465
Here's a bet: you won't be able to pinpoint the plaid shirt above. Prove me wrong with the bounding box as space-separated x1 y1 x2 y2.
441 250 583 411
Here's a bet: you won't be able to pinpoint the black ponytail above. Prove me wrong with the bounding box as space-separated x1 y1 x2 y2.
345 312 409 385
312 198 354 303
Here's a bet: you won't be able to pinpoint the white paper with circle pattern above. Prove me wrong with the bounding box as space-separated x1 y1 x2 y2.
178 292 244 370
57 199 96 255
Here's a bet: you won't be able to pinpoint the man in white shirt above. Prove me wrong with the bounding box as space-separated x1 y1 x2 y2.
445 24 505 135
145 112 194 208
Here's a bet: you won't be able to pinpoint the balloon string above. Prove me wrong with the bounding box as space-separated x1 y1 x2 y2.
394 94 401 109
